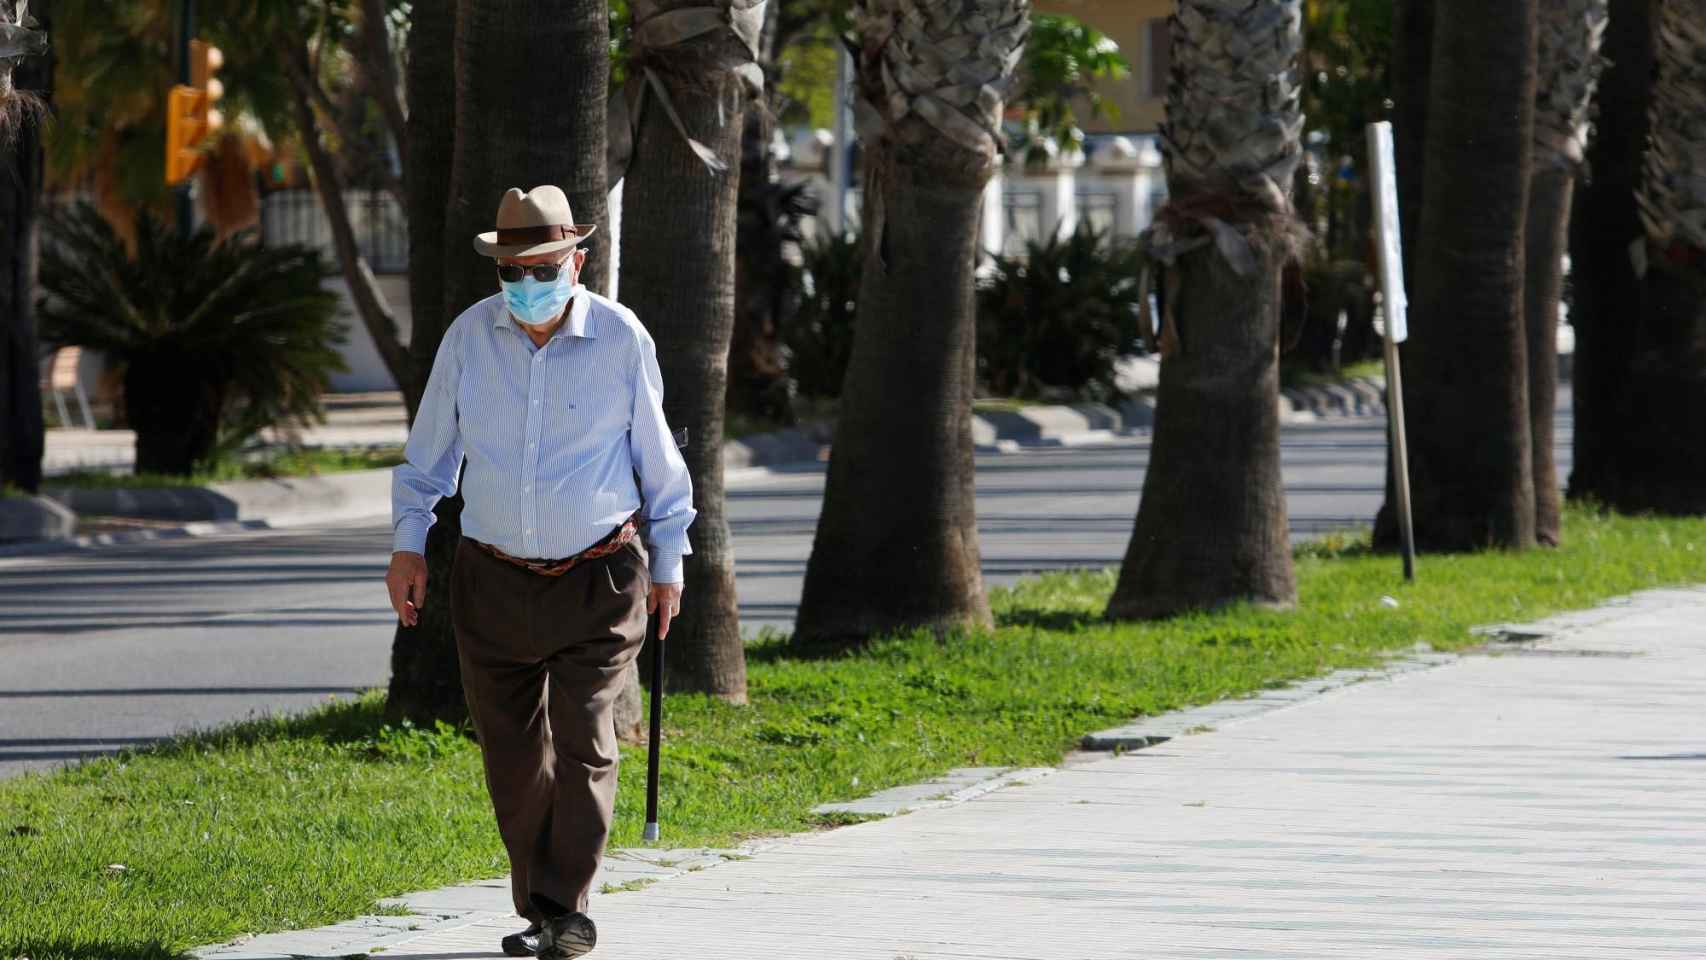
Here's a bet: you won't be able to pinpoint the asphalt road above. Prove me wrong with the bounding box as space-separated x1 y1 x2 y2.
0 398 1572 779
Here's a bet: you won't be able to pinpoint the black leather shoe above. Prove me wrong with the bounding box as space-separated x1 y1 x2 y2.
536 910 597 959
501 922 542 957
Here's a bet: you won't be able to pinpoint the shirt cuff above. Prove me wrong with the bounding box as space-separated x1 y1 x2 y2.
393 514 431 556
649 549 684 585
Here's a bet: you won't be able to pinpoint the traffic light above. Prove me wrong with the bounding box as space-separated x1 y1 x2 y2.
164 40 224 185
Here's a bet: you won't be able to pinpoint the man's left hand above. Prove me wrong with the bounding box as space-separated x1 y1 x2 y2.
648 582 684 639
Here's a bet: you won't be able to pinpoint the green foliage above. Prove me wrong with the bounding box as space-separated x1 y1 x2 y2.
1014 14 1130 153
975 223 1145 402
44 0 304 211
37 202 345 474
353 718 471 763
609 0 632 86
776 23 841 129
5 509 1706 955
786 229 863 400
1298 0 1394 261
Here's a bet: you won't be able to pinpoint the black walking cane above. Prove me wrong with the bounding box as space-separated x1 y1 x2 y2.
643 427 688 844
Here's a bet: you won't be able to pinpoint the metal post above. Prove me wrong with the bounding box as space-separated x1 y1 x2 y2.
828 46 852 236
175 0 195 239
1366 121 1416 580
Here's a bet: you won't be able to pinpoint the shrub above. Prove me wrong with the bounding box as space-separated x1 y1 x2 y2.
975 223 1145 402
785 228 863 401
37 203 345 476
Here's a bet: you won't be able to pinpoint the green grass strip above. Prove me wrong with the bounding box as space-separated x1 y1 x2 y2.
3 507 1704 958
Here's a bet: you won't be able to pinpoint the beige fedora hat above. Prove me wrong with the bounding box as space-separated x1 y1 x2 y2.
473 185 599 258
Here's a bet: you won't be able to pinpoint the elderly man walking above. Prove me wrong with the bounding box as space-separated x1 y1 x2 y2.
385 185 694 959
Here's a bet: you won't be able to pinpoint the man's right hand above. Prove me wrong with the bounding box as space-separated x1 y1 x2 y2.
386 551 429 627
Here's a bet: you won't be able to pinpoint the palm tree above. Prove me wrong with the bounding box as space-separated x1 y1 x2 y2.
37 203 344 475
1625 0 1706 510
1378 0 1538 551
1568 0 1650 512
1104 0 1304 620
0 0 48 495
383 0 615 726
615 0 765 701
1525 1 1607 545
791 0 1028 644
382 0 463 727
1571 0 1706 514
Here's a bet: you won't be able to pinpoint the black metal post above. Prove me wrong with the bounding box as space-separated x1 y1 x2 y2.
175 0 195 239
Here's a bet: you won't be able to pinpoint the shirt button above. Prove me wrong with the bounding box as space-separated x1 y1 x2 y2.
525 528 533 535
534 400 541 406
535 354 543 363
528 442 536 448
523 485 531 492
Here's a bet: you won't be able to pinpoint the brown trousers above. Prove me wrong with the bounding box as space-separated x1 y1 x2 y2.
450 535 650 920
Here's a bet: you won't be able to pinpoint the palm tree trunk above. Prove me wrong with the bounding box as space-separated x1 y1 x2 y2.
618 0 758 701
402 0 454 423
1524 0 1607 546
1105 0 1303 620
1524 170 1571 545
1569 0 1653 510
1629 0 1706 510
384 0 464 728
1567 0 1706 515
385 0 614 727
1373 0 1432 548
0 1 47 495
729 0 793 425
792 0 1027 645
1574 0 1706 514
1385 0 1538 551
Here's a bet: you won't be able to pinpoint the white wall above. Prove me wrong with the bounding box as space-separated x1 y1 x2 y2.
326 274 413 394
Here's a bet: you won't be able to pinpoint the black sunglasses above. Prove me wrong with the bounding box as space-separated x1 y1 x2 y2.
496 260 571 283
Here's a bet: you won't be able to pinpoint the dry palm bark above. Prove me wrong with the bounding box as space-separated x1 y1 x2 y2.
1384 0 1538 551
1570 0 1706 514
0 0 46 495
1105 0 1303 620
1525 0 1607 545
792 0 1028 644
615 0 765 701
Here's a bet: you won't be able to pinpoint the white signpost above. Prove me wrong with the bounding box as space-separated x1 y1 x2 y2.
1366 121 1417 580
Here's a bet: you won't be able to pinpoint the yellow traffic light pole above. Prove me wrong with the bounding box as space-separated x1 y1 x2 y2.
165 2 223 236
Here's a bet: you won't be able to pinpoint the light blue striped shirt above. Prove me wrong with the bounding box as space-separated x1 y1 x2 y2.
391 290 695 583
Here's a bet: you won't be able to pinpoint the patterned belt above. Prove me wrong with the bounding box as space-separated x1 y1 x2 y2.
473 512 641 577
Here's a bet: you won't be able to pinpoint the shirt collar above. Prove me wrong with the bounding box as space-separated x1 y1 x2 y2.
492 290 596 340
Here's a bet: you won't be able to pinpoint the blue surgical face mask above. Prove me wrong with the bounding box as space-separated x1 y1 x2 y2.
501 267 583 327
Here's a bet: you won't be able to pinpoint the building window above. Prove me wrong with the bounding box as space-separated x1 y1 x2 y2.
1145 18 1171 99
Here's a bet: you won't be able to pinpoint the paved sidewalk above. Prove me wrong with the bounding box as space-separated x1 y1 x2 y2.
199 587 1706 958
